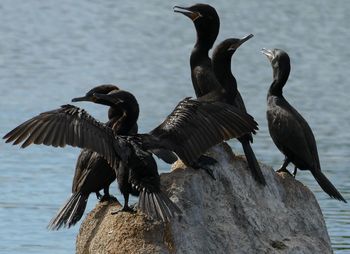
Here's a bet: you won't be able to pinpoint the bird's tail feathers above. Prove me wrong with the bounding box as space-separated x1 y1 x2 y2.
241 139 266 185
311 170 347 203
138 189 181 222
47 193 88 230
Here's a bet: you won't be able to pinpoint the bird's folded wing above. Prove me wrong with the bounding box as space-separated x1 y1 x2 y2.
144 97 258 165
3 104 125 169
72 149 94 192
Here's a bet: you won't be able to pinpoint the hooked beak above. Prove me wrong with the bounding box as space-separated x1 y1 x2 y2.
228 34 254 51
93 93 124 105
173 6 202 21
71 95 95 102
261 48 274 61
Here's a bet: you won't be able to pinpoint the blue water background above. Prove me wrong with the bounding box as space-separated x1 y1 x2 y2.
0 1 349 253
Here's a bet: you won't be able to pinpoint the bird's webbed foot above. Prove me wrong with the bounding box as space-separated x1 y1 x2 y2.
111 192 136 214
276 158 292 176
100 194 118 203
111 205 136 215
276 167 293 176
191 155 217 180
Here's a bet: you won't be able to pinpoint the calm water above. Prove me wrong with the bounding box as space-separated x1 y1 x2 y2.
0 0 349 253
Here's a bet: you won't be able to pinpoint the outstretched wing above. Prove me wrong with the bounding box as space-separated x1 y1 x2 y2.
3 104 126 169
143 97 258 165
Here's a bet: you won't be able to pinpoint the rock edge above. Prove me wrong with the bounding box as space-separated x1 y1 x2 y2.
76 144 332 254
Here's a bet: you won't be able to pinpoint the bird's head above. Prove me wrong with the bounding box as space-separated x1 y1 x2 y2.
174 4 220 49
71 84 119 103
213 34 254 61
262 48 291 82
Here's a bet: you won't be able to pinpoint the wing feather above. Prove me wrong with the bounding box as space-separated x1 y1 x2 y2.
3 104 122 169
147 98 258 165
11 121 37 145
31 121 52 146
56 119 66 148
43 119 59 146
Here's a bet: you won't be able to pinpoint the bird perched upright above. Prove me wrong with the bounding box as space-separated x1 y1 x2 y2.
4 89 259 221
174 4 224 100
212 36 266 185
262 48 346 202
47 84 139 230
174 4 264 184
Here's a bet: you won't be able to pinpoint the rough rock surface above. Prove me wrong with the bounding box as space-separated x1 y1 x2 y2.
76 143 333 254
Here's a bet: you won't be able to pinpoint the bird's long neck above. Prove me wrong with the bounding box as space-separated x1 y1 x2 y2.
212 52 238 101
191 22 218 68
190 45 211 66
188 20 219 97
108 105 139 135
190 46 213 97
194 35 215 52
268 66 290 98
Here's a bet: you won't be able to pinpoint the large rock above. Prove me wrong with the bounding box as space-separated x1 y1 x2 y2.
76 144 332 254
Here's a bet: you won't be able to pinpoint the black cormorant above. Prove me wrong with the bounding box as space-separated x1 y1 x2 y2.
48 85 139 230
262 48 346 202
4 91 259 220
175 4 264 184
174 4 224 100
212 35 266 185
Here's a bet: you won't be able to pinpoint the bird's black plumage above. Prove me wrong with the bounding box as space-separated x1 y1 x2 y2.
4 90 258 220
262 48 346 202
212 35 266 185
78 91 180 219
174 4 262 182
174 4 224 99
47 85 140 230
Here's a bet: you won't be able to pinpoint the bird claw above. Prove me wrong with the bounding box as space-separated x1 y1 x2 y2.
276 167 293 176
99 194 118 203
96 192 103 200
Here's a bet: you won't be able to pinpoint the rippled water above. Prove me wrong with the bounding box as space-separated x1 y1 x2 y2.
0 0 349 253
